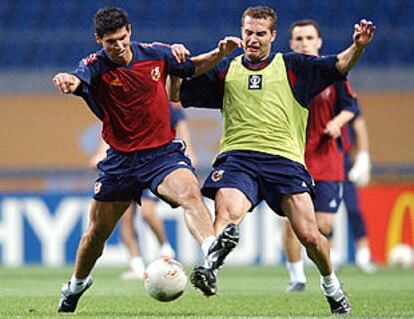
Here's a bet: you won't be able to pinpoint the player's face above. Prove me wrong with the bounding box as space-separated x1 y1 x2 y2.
96 25 132 64
289 25 322 56
241 16 276 62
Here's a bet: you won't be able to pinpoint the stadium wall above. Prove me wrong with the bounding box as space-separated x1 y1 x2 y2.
0 92 413 267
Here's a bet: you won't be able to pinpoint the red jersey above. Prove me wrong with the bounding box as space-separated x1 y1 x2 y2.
72 42 195 152
305 80 358 181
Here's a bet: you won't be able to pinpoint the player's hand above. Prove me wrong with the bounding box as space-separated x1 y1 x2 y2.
324 119 342 139
353 19 375 48
218 36 243 57
52 73 81 94
171 43 190 63
348 151 372 186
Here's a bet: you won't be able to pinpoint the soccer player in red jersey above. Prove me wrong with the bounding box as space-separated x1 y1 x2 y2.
282 20 360 292
52 7 242 313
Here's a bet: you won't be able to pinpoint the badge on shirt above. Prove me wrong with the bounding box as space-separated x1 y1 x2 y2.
151 66 161 81
248 75 262 90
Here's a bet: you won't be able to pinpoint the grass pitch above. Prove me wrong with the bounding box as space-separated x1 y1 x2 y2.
0 265 413 319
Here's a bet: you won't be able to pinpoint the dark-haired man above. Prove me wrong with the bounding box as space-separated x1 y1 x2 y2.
179 5 374 315
282 19 359 293
53 7 242 313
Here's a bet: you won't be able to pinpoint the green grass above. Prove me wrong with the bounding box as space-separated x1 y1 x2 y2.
0 265 413 318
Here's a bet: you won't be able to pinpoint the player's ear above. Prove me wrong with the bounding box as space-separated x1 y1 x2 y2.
271 30 277 42
317 37 323 50
95 34 103 46
289 39 293 51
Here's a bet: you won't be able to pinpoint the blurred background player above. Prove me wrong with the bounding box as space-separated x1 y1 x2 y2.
90 101 197 280
341 114 377 273
281 19 359 292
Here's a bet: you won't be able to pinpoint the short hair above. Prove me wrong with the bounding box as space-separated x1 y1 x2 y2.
289 19 321 38
95 7 130 38
241 6 277 31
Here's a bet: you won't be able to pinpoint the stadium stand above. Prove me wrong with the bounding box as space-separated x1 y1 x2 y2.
0 0 413 69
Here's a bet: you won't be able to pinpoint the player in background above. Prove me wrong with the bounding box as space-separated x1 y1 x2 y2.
90 101 197 280
52 7 242 313
178 6 375 314
281 19 359 293
341 115 377 273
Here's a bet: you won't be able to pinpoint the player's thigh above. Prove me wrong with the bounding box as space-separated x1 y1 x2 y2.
121 202 136 229
90 199 131 237
215 188 252 223
141 198 158 220
157 168 201 207
281 193 319 241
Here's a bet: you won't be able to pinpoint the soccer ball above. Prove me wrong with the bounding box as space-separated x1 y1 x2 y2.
144 258 187 302
387 244 413 268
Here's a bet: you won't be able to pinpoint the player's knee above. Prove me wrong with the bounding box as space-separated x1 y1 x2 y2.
317 223 333 238
177 183 203 207
297 229 319 249
216 205 244 225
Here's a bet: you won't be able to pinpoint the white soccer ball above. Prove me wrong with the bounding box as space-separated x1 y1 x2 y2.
144 258 187 302
387 244 413 268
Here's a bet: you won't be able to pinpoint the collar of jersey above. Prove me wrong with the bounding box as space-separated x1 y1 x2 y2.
241 52 276 71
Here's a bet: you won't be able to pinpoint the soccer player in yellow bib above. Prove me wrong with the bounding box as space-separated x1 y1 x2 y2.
179 6 374 315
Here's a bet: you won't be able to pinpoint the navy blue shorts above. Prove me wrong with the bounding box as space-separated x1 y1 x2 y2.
202 151 315 216
93 140 194 207
313 181 343 213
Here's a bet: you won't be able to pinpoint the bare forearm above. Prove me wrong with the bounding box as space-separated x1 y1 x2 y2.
353 117 370 152
191 48 225 78
333 110 355 127
336 44 365 74
167 76 182 102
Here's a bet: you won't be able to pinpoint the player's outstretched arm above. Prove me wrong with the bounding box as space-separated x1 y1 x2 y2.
191 36 243 77
336 19 375 74
52 73 81 94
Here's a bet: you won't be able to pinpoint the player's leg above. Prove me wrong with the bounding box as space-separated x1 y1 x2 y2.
213 188 251 234
120 202 145 280
343 179 376 273
282 193 351 314
140 194 175 258
58 199 130 312
189 188 250 296
282 218 306 292
157 168 214 245
157 168 223 296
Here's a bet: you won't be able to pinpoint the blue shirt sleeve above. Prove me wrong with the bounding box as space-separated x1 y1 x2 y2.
333 80 360 116
152 44 195 78
180 56 232 109
71 53 102 86
284 52 347 107
70 53 105 120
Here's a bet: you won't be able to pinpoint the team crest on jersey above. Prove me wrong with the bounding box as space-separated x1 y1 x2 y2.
94 182 102 194
248 74 262 90
82 53 98 65
110 77 123 86
211 170 224 182
151 66 161 81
